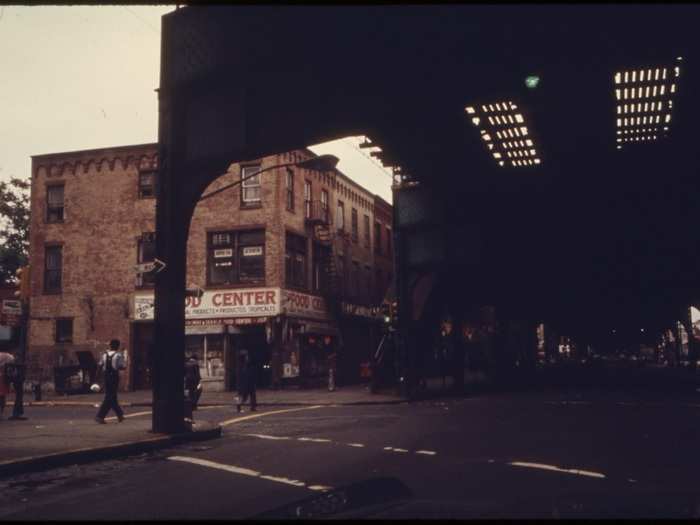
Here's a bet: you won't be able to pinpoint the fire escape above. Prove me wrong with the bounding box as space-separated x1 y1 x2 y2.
305 200 349 344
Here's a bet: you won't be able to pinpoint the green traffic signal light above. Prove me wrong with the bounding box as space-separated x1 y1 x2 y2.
525 75 540 89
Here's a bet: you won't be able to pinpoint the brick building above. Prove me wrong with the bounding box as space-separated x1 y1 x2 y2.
26 143 393 392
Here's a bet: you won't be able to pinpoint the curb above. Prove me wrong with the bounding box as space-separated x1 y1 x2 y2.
0 424 222 479
22 399 408 408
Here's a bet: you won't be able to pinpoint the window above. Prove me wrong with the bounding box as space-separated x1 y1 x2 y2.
374 222 382 254
386 227 392 256
352 261 360 298
337 201 345 231
55 318 73 343
137 232 156 287
241 165 261 205
286 169 295 211
304 180 312 218
337 253 345 295
138 171 156 199
285 232 307 289
312 243 330 293
46 184 64 223
364 265 372 300
351 208 359 242
321 190 329 222
363 215 371 248
208 230 265 285
44 245 62 294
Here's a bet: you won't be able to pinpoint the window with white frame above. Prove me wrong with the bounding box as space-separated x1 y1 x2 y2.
241 165 261 205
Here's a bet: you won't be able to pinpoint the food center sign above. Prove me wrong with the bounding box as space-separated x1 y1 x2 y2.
134 288 281 321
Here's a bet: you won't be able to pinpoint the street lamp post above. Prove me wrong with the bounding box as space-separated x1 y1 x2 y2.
198 154 339 202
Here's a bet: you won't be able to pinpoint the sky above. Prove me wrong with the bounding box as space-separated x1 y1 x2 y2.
0 5 393 202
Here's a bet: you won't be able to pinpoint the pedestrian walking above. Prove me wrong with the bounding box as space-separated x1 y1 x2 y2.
236 353 257 413
95 339 126 424
0 352 14 420
7 360 27 420
184 353 202 410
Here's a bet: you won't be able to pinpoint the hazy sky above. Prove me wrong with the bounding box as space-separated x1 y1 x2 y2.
0 5 392 202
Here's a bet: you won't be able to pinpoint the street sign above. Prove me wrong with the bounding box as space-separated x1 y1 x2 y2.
1 300 22 315
0 313 21 327
134 258 167 274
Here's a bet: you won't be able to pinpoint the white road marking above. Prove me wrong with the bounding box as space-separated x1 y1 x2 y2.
169 456 260 477
297 437 332 443
244 433 292 441
415 450 436 456
105 410 152 421
383 446 409 453
220 405 323 427
168 456 332 491
509 461 606 479
259 475 306 487
347 443 365 448
383 446 394 451
628 478 638 483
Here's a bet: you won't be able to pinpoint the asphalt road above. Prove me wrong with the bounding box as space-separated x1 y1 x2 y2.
2 389 700 519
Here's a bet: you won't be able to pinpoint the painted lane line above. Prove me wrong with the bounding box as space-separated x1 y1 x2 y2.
244 433 292 441
170 456 261 477
347 443 365 448
168 456 333 492
260 475 306 487
220 405 324 427
509 461 606 479
415 450 437 456
297 437 332 443
105 410 152 421
383 447 409 453
383 447 394 451
309 485 333 491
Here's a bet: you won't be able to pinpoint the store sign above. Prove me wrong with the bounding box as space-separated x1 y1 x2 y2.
214 249 233 258
1 300 22 315
133 288 280 321
283 290 330 320
341 302 379 319
242 246 263 257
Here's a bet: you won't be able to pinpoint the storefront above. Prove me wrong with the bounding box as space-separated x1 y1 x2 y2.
280 290 338 388
132 287 280 392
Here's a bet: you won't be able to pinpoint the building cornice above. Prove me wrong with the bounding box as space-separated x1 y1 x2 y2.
32 143 159 179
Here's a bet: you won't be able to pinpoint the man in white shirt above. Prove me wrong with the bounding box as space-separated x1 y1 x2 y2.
95 339 126 424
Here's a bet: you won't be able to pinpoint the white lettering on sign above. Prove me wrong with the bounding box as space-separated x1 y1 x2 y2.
283 290 330 320
2 300 22 315
133 288 281 321
242 246 263 257
214 249 233 258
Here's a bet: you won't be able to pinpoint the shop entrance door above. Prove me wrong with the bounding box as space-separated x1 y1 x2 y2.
132 322 154 390
229 328 270 389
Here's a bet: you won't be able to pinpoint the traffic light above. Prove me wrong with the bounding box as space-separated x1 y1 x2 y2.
14 265 30 302
390 301 398 326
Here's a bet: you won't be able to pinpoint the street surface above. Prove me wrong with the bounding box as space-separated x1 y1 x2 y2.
2 389 700 518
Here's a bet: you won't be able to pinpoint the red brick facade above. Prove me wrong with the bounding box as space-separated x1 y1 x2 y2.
27 143 392 392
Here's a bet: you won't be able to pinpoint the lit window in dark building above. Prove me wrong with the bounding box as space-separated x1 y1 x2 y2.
137 232 156 287
208 230 265 285
55 318 73 343
44 245 62 293
241 165 261 204
285 232 307 289
46 184 64 223
351 208 358 242
138 171 157 199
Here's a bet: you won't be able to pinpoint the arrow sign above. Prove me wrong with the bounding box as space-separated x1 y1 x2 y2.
134 259 167 274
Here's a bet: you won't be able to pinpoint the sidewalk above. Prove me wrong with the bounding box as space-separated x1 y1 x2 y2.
0 384 405 479
8 383 406 408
